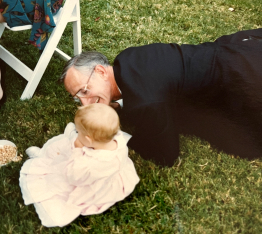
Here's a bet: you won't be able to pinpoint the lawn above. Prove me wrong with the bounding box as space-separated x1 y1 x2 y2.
0 0 262 233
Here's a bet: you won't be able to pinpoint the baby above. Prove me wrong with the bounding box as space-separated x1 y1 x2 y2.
19 103 139 227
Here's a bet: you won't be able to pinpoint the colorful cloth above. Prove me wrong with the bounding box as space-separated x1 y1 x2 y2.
0 0 63 50
19 123 140 227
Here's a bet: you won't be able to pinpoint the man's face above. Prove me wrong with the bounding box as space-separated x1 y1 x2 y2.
64 66 112 106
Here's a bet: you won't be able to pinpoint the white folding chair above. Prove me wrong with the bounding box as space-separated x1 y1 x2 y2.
0 0 82 100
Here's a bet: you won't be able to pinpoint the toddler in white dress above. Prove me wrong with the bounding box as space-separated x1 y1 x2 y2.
19 103 140 227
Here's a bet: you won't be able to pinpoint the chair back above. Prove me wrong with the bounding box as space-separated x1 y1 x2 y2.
0 0 82 100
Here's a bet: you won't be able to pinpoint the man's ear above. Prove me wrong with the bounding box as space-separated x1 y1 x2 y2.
94 65 108 81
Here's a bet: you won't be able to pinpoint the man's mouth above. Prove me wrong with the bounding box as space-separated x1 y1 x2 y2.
95 97 100 103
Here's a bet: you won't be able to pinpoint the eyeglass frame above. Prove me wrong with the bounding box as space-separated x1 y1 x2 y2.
72 68 95 102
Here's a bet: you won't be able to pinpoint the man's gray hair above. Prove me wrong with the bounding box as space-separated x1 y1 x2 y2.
60 51 110 82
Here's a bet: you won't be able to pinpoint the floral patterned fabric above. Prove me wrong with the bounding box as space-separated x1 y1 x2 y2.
0 0 64 50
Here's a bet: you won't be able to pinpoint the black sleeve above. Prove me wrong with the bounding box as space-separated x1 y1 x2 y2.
125 102 179 167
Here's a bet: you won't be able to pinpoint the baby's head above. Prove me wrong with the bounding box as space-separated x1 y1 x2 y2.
74 103 120 144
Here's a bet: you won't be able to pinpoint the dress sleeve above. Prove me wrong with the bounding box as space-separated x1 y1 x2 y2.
126 102 179 167
66 155 92 186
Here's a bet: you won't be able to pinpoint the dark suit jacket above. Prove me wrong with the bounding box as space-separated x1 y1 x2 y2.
113 28 262 167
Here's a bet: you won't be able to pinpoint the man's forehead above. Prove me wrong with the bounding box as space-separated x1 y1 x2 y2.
64 67 84 95
65 66 81 80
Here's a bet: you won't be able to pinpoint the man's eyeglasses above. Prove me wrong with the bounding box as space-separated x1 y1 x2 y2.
72 68 95 102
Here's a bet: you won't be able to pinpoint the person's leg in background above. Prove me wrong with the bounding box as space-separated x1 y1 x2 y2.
0 59 6 107
0 10 6 104
0 12 5 23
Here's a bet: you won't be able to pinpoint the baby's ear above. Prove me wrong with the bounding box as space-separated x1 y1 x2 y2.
85 135 93 144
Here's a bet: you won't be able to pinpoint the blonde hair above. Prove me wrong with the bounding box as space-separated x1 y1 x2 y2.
74 103 120 143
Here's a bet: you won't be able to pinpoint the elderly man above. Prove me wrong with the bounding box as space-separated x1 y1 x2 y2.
61 28 262 167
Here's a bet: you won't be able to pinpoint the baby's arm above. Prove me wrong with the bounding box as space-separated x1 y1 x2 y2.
65 154 92 186
25 123 77 159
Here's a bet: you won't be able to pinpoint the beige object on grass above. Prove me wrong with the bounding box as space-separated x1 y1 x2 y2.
0 140 18 166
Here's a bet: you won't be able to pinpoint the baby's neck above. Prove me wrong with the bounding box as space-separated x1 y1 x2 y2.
93 140 117 151
74 138 117 151
74 138 84 148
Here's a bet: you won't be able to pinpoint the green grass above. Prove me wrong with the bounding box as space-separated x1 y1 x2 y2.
0 0 262 233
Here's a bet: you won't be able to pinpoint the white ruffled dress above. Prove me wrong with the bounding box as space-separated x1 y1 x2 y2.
19 123 140 227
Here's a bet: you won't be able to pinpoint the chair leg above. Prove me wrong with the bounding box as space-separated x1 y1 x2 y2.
73 20 82 55
73 0 82 55
0 59 7 106
20 30 66 100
